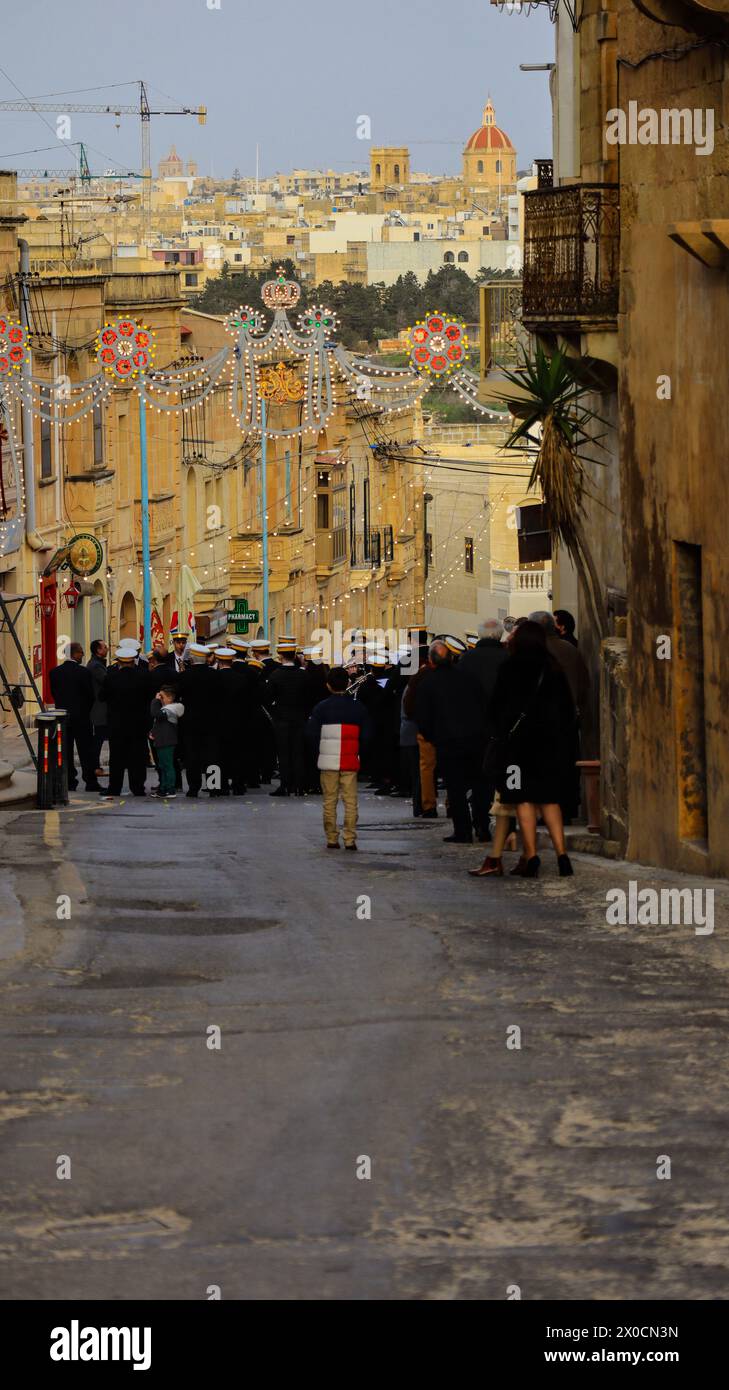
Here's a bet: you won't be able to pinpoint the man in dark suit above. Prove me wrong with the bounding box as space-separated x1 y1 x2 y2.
50 643 99 792
99 650 153 798
178 643 221 797
265 645 308 796
415 641 487 844
86 638 109 777
166 633 190 675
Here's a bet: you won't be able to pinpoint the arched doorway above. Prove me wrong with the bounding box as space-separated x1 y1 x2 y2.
119 591 137 640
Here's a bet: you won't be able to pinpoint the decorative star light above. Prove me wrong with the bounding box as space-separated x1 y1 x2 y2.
223 306 265 338
408 313 469 376
0 316 27 376
96 319 156 379
298 305 338 337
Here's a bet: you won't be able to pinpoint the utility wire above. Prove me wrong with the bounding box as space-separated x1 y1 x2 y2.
0 62 78 171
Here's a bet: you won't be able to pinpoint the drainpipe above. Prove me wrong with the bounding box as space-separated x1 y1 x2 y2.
18 239 45 551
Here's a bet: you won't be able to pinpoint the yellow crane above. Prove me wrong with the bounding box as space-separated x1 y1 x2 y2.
0 80 206 239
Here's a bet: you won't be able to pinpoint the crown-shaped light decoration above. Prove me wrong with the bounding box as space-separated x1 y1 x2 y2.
261 266 301 311
408 313 468 376
223 306 265 338
298 305 338 336
97 318 156 379
0 316 27 376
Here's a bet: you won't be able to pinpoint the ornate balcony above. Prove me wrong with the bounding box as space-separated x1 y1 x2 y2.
351 529 383 569
522 183 620 333
134 493 176 555
480 279 526 370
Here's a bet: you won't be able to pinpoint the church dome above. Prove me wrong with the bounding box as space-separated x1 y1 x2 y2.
464 99 514 154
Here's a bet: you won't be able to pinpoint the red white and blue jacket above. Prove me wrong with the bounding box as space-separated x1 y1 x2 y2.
305 694 372 772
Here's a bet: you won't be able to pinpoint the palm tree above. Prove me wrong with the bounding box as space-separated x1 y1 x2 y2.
499 345 610 639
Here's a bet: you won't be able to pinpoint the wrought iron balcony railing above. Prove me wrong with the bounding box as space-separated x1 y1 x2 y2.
480 279 526 369
351 528 382 569
522 182 619 331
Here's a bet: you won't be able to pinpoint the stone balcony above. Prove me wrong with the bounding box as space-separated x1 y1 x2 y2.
65 469 115 529
491 566 551 596
133 493 176 555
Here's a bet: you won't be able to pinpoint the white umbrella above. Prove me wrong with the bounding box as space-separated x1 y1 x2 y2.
174 563 202 639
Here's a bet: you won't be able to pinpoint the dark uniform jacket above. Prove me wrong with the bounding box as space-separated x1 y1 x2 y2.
50 659 94 722
178 665 220 733
99 666 153 735
266 664 308 722
86 655 108 726
217 664 253 722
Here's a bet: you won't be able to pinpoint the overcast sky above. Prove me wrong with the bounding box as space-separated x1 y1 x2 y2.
0 0 553 181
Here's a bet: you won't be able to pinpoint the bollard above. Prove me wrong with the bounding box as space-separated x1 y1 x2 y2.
35 708 68 809
576 759 601 834
53 709 69 806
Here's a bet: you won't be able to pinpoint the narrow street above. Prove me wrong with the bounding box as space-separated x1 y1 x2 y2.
1 785 726 1301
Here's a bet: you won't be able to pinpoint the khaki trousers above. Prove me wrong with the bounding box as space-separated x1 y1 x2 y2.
321 768 359 846
417 734 437 812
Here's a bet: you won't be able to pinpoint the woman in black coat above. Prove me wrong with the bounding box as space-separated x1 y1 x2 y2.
488 620 576 877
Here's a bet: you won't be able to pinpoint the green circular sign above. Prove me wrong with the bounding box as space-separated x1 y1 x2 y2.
68 532 103 577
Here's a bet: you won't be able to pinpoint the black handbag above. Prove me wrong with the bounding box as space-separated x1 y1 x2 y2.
482 669 545 778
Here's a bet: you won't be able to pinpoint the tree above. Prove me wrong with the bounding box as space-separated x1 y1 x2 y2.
500 346 610 640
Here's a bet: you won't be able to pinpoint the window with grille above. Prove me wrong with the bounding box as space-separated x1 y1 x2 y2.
93 403 103 468
40 417 52 479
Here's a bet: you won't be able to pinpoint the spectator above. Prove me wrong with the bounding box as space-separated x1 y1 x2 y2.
87 639 109 778
490 620 576 877
415 641 487 844
306 666 372 850
50 643 99 792
554 608 578 647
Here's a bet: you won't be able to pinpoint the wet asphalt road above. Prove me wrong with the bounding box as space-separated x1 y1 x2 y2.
1 780 727 1300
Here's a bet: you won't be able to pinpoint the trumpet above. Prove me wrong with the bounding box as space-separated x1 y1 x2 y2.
346 670 370 698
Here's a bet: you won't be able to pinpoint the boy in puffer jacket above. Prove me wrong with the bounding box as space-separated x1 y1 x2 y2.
149 685 185 800
305 667 372 850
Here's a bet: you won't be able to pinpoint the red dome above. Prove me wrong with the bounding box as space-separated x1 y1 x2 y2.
464 125 513 152
464 100 514 155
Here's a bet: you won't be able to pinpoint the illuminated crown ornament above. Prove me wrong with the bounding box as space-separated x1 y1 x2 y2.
261 267 301 311
298 305 338 337
223 306 265 338
96 319 155 379
408 313 469 376
0 316 27 375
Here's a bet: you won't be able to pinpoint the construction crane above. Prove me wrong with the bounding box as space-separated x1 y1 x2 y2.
11 142 144 185
0 81 206 237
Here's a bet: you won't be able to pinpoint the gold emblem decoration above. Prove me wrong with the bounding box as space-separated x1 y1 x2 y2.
258 362 306 406
67 532 104 577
